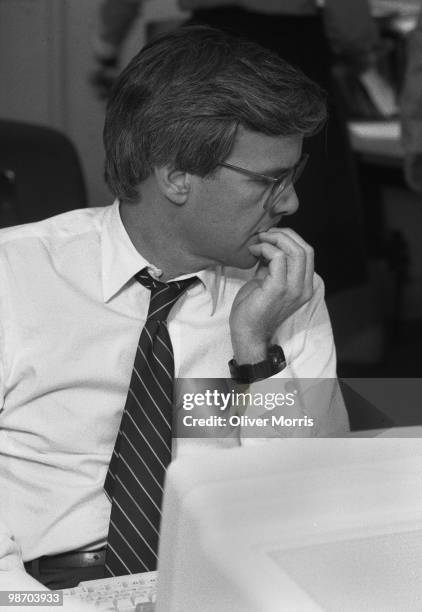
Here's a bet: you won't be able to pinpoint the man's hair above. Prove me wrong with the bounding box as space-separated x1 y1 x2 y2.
103 25 327 202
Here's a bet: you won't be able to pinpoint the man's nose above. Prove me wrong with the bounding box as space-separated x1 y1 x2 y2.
271 187 299 216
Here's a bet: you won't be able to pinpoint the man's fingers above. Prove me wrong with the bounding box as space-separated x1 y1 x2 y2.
249 241 286 265
259 229 307 258
261 228 314 294
248 242 287 284
264 227 313 252
273 227 315 288
249 240 305 295
258 230 307 288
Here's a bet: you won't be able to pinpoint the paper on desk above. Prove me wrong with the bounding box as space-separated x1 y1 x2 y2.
350 121 401 139
371 0 421 18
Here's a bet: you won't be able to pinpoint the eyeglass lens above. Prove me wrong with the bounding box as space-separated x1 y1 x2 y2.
270 154 308 202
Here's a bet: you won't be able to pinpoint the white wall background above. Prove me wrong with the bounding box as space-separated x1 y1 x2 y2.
0 0 187 206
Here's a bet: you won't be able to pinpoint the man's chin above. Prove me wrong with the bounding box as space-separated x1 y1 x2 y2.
225 251 259 270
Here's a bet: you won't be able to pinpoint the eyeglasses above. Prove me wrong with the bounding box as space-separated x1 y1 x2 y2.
217 153 309 211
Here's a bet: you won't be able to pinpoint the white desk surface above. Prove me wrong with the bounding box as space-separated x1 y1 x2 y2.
348 120 403 160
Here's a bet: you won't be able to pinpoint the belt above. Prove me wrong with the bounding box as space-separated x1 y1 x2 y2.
24 548 106 571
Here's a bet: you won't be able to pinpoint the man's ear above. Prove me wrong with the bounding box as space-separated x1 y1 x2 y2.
154 166 191 205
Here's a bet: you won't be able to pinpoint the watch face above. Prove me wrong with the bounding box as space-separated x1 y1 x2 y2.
269 345 286 368
230 345 286 384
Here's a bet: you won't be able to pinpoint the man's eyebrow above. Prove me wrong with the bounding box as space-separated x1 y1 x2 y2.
259 157 302 177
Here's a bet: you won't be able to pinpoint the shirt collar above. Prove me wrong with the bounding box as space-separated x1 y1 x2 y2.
101 201 223 313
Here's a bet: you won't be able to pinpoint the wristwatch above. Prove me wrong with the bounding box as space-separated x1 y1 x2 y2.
229 345 286 384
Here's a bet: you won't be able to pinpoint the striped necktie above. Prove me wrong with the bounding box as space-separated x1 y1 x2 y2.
104 268 197 577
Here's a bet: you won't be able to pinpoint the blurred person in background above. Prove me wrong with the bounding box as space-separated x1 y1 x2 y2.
401 4 422 195
92 0 383 103
92 0 143 99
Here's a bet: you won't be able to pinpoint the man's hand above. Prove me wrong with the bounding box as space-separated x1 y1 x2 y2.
230 228 314 363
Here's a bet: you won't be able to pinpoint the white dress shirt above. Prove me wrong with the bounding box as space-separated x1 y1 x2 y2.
0 201 348 579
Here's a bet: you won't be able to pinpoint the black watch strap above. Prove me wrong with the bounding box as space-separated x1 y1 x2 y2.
229 345 286 384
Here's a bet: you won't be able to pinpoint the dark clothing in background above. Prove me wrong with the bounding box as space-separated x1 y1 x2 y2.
187 6 367 295
189 7 332 85
401 6 422 195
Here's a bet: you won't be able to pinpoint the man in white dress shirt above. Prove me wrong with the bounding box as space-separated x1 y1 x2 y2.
0 26 349 590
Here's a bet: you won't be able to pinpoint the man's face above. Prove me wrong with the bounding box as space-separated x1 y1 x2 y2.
181 127 303 269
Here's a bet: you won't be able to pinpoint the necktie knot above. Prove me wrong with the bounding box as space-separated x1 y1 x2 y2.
135 268 197 321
